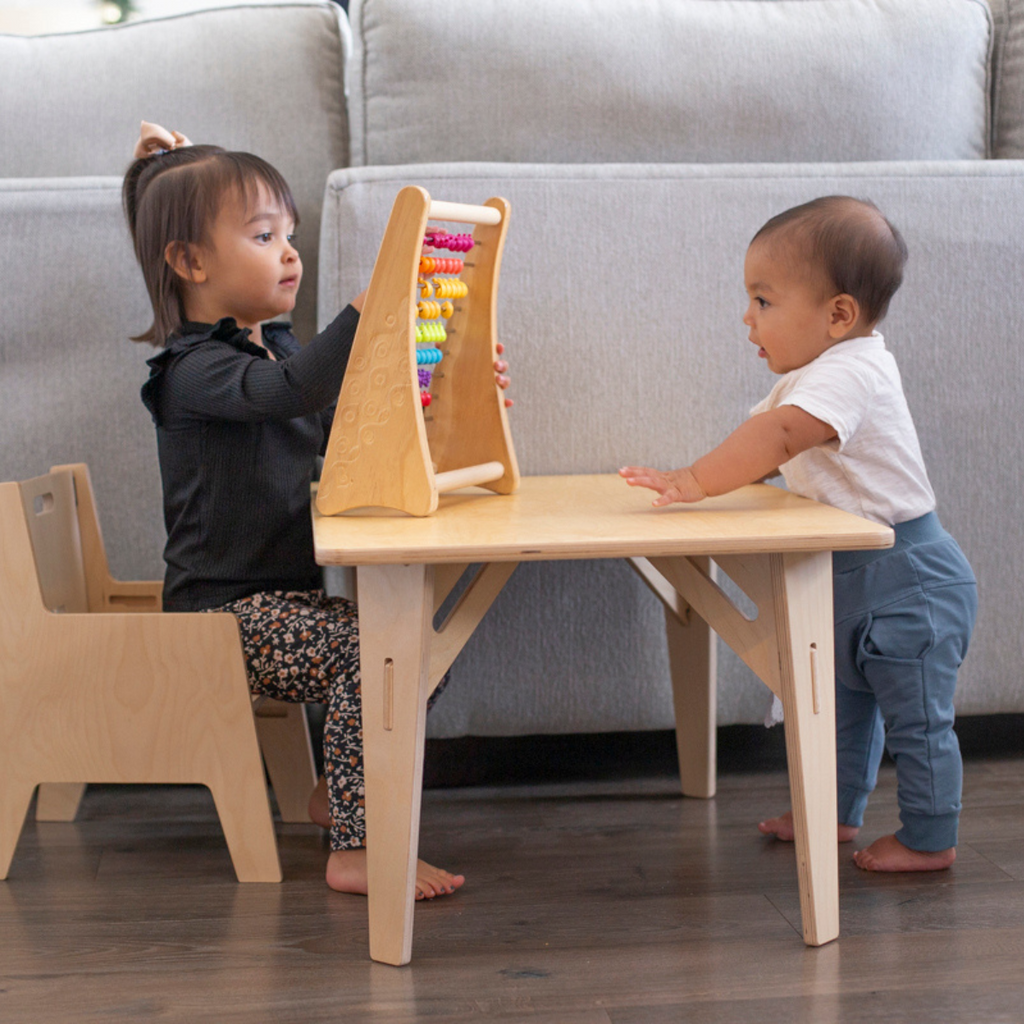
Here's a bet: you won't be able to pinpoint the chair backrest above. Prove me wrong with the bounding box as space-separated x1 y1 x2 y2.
17 470 89 615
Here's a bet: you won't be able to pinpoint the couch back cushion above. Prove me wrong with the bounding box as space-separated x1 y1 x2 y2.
347 0 992 166
320 161 1024 733
0 179 164 581
0 2 350 341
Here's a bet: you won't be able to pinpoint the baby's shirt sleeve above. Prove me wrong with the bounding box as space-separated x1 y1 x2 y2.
757 351 875 451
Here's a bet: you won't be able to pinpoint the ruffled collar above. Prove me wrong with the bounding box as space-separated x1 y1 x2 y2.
141 318 294 421
171 317 263 354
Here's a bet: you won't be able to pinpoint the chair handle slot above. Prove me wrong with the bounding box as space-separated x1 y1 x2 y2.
33 492 54 516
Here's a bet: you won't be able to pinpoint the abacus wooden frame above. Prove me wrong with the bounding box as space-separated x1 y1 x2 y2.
316 186 519 517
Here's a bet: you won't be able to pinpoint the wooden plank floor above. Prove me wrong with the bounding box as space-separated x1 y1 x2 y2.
2 744 1024 1022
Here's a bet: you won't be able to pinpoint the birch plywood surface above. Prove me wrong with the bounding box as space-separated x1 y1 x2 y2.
312 474 893 566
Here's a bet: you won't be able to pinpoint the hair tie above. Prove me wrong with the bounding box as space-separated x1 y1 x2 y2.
133 120 193 160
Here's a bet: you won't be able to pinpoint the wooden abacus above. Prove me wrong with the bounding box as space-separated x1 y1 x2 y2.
316 186 519 517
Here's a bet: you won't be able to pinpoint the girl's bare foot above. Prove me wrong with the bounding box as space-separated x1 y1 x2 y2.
853 834 956 872
325 848 466 899
758 810 859 843
307 776 331 828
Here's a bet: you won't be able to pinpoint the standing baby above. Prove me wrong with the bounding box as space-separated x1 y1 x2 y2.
621 196 977 871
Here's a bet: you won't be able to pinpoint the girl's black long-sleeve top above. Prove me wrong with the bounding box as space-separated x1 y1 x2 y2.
140 307 360 611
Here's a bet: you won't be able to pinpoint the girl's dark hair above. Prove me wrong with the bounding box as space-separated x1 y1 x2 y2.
751 196 908 325
123 145 299 346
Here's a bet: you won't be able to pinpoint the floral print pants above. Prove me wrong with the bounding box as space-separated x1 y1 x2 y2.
212 589 447 851
213 589 366 851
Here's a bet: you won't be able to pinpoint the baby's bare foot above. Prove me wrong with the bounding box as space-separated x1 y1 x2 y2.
325 848 466 899
307 776 331 828
853 834 956 872
758 810 859 843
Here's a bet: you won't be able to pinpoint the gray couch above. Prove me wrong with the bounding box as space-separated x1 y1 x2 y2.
2 0 1022 741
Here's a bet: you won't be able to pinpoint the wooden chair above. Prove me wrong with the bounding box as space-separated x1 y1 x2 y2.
0 463 318 882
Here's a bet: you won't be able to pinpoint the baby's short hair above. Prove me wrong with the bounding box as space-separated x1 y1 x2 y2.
751 196 908 325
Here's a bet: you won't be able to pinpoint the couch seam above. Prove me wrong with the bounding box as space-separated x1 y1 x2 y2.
969 0 998 158
358 0 368 168
997 0 1017 158
0 2 339 41
326 164 1024 193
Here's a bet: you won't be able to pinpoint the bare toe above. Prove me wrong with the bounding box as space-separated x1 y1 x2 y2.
758 811 796 841
415 861 465 900
853 834 956 872
326 849 465 898
758 810 859 843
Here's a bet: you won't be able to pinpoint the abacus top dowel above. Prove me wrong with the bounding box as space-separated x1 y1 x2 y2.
427 200 503 226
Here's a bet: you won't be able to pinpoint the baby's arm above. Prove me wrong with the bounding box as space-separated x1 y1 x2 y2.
620 405 836 506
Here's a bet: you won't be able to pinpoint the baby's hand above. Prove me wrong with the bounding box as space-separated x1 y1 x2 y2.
619 465 706 506
494 342 512 408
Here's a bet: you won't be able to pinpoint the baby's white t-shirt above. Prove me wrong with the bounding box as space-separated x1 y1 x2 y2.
749 332 935 526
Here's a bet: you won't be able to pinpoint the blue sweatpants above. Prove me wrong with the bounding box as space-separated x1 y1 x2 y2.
832 512 977 852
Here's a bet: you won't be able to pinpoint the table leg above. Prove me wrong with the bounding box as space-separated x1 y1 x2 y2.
654 550 840 946
357 563 434 966
774 550 839 947
664 558 717 799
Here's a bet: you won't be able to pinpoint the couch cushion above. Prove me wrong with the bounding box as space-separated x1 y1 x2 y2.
0 178 164 582
321 161 1024 733
0 2 350 342
347 0 992 167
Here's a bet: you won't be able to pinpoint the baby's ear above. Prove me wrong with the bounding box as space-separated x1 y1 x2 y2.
828 293 861 337
164 240 206 283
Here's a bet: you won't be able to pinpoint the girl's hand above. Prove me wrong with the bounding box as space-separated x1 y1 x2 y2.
494 342 512 408
619 465 706 506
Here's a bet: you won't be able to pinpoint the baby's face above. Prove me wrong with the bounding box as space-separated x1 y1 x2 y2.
742 241 841 375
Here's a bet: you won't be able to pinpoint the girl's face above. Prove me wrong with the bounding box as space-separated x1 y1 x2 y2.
183 181 302 336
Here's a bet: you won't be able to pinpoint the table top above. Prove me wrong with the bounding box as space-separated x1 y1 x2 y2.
312 474 894 567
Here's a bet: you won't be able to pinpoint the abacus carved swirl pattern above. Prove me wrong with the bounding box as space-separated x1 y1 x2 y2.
321 325 410 491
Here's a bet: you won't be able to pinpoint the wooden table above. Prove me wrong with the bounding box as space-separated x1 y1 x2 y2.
312 474 894 965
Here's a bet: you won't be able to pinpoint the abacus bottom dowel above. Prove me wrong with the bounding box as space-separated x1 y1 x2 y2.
434 462 506 494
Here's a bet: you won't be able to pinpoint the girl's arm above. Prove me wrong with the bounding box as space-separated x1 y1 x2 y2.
620 405 837 506
169 304 361 422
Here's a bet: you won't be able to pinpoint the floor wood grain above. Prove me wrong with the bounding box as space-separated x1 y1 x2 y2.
2 740 1023 1023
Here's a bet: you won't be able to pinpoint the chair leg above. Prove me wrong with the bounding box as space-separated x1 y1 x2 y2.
0 782 37 879
35 782 87 821
254 700 318 823
206 761 283 883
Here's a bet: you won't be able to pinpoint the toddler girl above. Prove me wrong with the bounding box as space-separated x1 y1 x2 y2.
125 121 510 897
